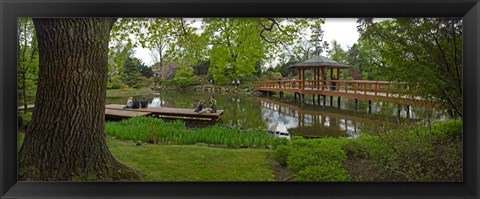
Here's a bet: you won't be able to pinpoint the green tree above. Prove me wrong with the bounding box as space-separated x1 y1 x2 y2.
204 18 267 83
327 40 348 64
108 43 134 87
139 64 153 78
121 57 144 89
357 18 462 116
174 67 194 87
18 18 39 113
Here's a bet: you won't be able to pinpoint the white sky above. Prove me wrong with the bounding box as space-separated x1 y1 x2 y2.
133 18 385 66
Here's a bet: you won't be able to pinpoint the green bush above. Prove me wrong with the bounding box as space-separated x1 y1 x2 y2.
294 163 350 181
342 141 369 159
272 145 290 166
271 137 289 150
287 145 346 173
353 120 463 181
110 82 128 89
270 120 462 182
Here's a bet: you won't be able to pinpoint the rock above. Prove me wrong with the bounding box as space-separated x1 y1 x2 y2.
136 141 142 146
266 145 274 149
167 141 177 145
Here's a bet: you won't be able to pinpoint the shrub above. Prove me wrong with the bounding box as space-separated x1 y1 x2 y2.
271 137 289 150
354 120 463 181
286 138 347 173
294 163 350 181
343 141 369 159
272 145 290 166
110 82 128 89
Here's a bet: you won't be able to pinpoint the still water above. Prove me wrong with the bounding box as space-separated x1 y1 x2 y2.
106 91 448 138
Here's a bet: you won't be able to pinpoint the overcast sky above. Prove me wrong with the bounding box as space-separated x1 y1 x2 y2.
133 18 380 66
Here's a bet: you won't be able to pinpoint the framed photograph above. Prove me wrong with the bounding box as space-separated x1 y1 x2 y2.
1 0 479 198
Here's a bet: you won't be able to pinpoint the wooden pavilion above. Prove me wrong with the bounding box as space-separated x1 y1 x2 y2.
289 55 352 101
290 55 352 90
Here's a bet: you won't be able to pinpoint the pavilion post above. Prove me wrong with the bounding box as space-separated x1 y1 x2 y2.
337 68 340 90
297 69 301 89
330 68 333 91
321 67 325 90
301 68 305 91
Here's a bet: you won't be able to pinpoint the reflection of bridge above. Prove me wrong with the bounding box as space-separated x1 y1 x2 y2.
257 97 366 138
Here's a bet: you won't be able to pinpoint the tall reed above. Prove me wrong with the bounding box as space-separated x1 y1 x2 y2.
105 117 273 148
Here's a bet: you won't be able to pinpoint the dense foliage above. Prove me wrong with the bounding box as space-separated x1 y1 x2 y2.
273 120 462 181
18 18 39 111
356 18 462 116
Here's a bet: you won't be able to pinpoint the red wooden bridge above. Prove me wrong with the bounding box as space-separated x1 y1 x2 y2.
254 79 435 107
255 55 437 110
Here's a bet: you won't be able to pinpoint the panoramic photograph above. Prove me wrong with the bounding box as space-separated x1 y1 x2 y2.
17 18 462 182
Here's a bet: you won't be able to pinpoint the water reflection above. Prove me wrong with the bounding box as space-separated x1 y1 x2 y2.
258 98 363 138
106 91 444 138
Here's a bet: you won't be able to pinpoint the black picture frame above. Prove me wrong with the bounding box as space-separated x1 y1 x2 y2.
1 0 479 198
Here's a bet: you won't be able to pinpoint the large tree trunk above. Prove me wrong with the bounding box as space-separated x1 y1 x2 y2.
18 18 140 181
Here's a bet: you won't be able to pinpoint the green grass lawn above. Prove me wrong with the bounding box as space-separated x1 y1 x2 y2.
18 132 274 181
107 137 274 181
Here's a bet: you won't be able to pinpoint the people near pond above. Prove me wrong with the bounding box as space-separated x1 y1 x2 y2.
277 77 282 88
236 79 240 86
194 99 205 113
132 98 140 109
232 80 236 86
292 78 296 89
194 99 218 114
124 97 133 109
331 76 338 91
140 97 148 108
209 99 217 113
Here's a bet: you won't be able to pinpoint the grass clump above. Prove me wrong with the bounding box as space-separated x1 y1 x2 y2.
105 116 272 148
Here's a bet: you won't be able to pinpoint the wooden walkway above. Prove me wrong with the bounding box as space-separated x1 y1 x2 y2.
105 104 224 122
255 80 438 108
18 104 224 123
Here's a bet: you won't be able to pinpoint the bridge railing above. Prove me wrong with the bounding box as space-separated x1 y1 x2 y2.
255 80 414 98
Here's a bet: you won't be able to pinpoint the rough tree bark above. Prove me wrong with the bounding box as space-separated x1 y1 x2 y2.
18 18 141 181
